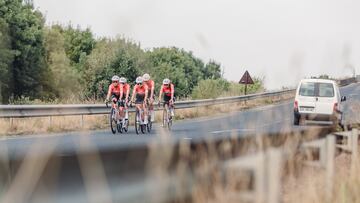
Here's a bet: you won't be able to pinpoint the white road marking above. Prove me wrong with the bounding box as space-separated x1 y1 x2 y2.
211 129 255 134
183 137 192 140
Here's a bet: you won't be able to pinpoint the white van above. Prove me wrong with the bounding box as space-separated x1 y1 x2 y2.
294 79 346 126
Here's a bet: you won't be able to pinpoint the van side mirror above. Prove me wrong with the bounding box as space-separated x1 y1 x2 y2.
341 96 347 102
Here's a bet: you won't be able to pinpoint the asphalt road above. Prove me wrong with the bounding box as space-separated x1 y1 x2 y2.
1 83 359 158
0 82 359 203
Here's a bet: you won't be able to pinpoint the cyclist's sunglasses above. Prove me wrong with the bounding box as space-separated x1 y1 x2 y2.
112 81 118 83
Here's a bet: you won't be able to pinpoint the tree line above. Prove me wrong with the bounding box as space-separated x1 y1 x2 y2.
0 0 262 104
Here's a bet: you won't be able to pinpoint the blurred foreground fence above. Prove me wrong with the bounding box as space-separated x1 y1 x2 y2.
0 117 358 202
0 124 335 203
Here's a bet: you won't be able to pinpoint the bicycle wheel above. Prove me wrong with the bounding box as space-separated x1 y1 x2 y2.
167 110 172 130
147 116 152 133
124 119 129 132
135 110 140 135
141 124 146 134
162 107 167 128
109 108 116 134
117 122 123 133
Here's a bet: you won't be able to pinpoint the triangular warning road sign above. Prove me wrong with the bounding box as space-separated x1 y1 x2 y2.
239 70 254 84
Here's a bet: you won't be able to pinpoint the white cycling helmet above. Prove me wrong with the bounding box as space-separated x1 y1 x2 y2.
111 75 120 81
136 76 143 84
163 78 171 85
119 77 127 83
143 73 150 81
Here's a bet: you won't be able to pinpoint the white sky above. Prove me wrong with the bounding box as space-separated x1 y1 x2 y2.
34 0 360 89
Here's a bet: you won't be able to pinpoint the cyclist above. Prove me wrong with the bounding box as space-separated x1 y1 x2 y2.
130 76 149 124
119 77 130 122
158 78 175 118
143 73 155 122
105 75 123 121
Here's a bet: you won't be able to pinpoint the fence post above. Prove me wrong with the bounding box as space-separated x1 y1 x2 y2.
325 135 335 202
351 128 359 175
255 153 265 203
267 149 282 203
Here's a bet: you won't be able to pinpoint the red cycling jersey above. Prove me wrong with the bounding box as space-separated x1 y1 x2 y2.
122 83 130 94
133 84 148 95
121 83 130 99
160 84 174 97
144 80 154 90
108 83 122 96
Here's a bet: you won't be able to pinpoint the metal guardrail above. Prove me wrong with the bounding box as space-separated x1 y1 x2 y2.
337 77 358 86
0 89 294 118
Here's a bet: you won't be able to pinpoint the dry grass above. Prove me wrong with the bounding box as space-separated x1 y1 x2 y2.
174 93 293 120
283 151 360 203
0 115 108 136
0 93 294 136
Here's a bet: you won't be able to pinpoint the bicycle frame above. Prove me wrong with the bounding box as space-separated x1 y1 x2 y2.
162 102 173 130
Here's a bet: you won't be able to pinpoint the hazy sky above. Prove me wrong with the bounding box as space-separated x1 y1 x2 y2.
34 0 360 89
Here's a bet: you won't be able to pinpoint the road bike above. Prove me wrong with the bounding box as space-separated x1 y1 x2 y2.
146 99 153 133
160 101 174 130
133 103 146 134
119 100 129 133
106 100 122 134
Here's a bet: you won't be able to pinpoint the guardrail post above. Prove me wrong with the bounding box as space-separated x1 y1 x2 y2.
351 128 359 175
49 116 52 128
325 135 335 203
267 149 282 203
81 115 84 128
9 118 13 128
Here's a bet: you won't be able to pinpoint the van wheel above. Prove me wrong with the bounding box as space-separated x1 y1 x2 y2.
293 115 300 125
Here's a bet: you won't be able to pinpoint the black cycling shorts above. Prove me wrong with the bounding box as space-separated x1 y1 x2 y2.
111 94 121 106
135 94 145 104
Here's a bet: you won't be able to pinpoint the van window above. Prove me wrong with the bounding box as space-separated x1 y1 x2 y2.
299 82 315 96
299 82 334 97
318 83 334 97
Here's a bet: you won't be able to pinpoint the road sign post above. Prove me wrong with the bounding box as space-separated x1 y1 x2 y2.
239 70 254 96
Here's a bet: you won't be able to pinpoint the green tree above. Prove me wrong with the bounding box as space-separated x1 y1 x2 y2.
62 25 96 72
0 0 53 100
148 47 204 97
44 26 80 98
82 38 142 99
203 60 221 79
0 17 14 103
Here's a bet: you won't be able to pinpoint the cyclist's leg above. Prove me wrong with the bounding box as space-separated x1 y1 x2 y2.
149 95 155 121
119 100 126 125
170 99 175 117
111 95 120 122
162 101 168 127
118 100 123 117
143 101 148 124
163 95 171 118
125 102 129 120
135 104 142 122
